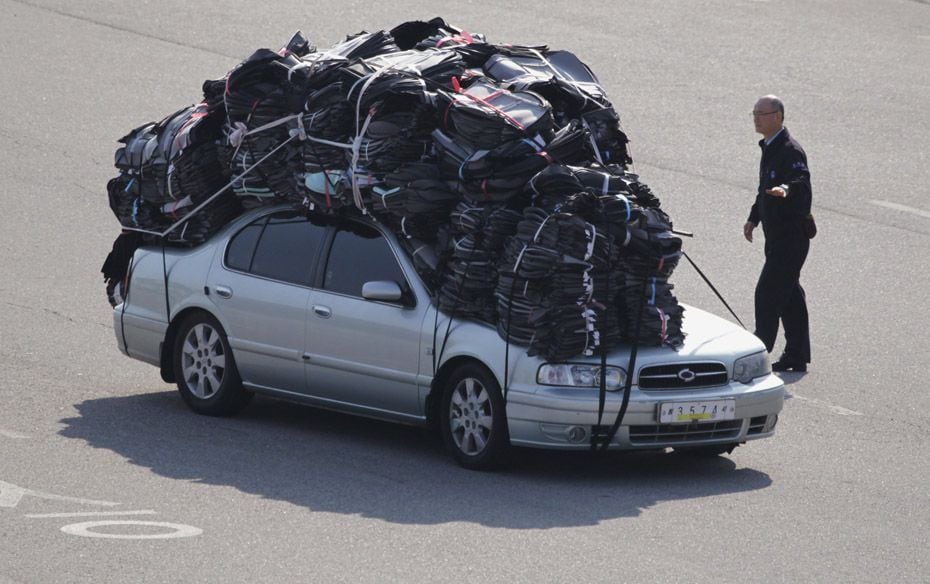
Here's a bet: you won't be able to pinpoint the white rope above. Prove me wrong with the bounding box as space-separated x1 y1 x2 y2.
228 113 301 150
349 109 375 212
157 134 297 238
527 48 604 111
161 195 192 215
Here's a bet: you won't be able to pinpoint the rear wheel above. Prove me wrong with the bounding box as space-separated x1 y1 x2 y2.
440 363 510 471
173 312 252 416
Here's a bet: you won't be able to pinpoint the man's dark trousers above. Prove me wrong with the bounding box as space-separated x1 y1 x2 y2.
754 235 810 363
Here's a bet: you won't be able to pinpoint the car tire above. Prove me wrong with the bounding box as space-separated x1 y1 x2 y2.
440 363 510 471
173 312 252 416
674 443 738 457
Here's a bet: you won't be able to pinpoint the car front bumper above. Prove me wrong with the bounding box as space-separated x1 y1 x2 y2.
504 373 785 450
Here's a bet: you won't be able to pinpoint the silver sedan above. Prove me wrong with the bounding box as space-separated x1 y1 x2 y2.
114 206 784 470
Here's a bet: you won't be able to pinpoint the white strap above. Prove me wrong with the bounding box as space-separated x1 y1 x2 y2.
580 117 605 166
532 213 552 243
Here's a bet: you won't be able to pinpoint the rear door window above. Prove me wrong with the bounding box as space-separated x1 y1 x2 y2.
225 218 266 272
226 211 326 286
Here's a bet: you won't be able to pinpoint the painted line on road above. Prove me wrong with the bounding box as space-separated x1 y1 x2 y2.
60 520 203 540
791 394 863 416
869 199 930 220
0 428 29 439
26 510 157 519
0 480 119 508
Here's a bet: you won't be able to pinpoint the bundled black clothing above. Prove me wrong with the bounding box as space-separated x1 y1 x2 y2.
747 127 812 363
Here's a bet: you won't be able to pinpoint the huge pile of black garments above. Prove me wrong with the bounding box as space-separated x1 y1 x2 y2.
104 17 685 357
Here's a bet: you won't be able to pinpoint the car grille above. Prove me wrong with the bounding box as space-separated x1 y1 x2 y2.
638 362 729 390
629 420 742 444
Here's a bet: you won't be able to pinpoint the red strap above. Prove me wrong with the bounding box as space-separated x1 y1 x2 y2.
457 90 526 130
324 174 332 209
442 100 455 130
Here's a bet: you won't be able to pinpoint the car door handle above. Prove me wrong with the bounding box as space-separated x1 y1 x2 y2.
312 305 332 318
214 285 233 299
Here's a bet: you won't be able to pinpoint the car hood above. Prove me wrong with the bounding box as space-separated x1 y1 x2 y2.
624 303 765 366
437 303 766 373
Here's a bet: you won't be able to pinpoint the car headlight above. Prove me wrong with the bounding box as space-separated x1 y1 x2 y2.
537 364 627 391
733 351 771 384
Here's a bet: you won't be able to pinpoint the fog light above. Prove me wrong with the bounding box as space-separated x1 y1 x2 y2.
566 426 587 443
763 414 778 432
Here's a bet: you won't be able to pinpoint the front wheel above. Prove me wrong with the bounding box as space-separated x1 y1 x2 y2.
440 363 510 471
173 312 252 416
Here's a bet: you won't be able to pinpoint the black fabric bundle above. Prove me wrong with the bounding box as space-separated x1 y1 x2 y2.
370 163 459 241
108 101 240 245
438 78 554 150
220 46 309 207
436 201 522 323
104 19 689 357
433 121 590 203
494 202 624 360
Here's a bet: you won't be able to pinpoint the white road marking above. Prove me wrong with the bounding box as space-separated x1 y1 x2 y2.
0 480 119 508
27 510 157 518
2 478 202 540
0 428 28 439
60 520 203 540
791 394 863 416
869 199 930 220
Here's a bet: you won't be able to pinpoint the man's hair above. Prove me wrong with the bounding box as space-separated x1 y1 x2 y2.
761 94 785 116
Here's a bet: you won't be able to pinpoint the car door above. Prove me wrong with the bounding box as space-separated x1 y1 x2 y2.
208 210 325 393
303 219 427 418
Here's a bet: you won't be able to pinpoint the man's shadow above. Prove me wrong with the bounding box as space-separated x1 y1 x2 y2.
60 390 773 528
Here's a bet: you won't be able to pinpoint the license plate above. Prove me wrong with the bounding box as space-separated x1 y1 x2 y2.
659 400 736 424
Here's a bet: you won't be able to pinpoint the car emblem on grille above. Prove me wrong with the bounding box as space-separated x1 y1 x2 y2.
677 368 697 382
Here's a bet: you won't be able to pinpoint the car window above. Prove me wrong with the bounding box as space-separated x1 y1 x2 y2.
248 212 326 285
225 218 266 272
323 222 407 298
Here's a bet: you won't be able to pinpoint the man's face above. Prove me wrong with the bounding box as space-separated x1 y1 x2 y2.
752 99 783 136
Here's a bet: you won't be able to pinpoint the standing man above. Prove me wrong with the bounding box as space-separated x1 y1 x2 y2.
743 95 812 372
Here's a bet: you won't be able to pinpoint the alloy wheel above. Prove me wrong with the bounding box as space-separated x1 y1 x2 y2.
180 323 227 399
448 376 494 456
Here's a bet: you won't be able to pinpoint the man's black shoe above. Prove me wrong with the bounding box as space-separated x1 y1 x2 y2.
772 359 807 372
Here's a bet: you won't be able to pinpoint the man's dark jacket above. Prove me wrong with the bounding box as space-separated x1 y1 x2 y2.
747 127 812 243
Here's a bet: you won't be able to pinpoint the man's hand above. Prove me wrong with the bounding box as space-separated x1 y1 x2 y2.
765 186 787 198
743 221 757 242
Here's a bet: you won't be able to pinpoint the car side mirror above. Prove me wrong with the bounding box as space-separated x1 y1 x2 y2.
361 280 404 302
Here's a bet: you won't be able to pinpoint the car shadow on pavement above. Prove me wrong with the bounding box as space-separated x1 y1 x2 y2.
776 371 808 386
60 390 773 529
